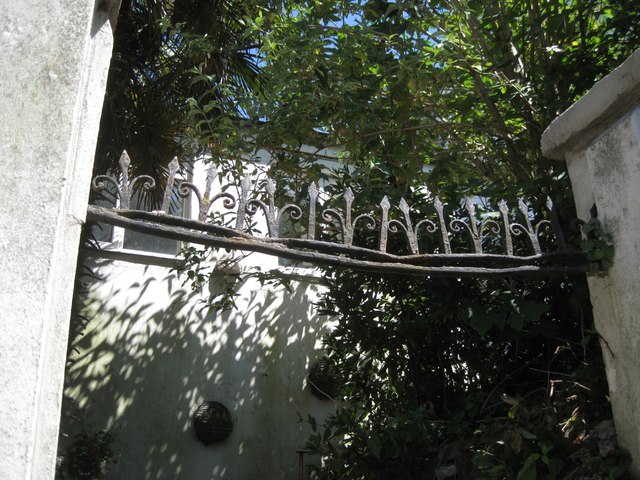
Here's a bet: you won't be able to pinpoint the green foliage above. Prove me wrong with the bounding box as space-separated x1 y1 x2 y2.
463 295 551 336
101 0 640 207
243 0 640 201
57 428 118 480
306 403 443 479
304 270 631 479
175 247 293 312
580 218 615 276
95 0 276 205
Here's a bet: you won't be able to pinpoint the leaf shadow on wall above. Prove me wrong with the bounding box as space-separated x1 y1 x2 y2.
57 253 335 479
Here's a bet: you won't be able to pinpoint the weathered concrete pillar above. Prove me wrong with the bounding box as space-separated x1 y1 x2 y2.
542 48 640 472
0 1 119 478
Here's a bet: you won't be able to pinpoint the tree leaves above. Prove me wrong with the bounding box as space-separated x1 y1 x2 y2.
464 296 551 336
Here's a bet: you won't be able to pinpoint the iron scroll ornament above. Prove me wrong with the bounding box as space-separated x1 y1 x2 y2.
87 151 590 278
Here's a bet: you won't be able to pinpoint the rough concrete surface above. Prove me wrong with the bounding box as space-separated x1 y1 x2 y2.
542 48 640 160
0 1 117 478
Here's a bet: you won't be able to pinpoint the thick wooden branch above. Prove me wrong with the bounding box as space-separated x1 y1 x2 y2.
87 205 588 278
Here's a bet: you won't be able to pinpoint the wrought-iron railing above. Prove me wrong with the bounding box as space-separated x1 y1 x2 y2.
86 151 589 277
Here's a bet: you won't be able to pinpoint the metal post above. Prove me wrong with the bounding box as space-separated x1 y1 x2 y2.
296 450 306 480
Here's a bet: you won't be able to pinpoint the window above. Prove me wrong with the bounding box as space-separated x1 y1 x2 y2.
90 169 189 257
121 187 184 255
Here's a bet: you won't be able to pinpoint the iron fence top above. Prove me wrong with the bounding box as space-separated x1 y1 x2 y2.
88 151 588 277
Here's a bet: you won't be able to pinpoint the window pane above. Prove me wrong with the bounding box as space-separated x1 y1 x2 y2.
122 187 184 255
123 230 179 255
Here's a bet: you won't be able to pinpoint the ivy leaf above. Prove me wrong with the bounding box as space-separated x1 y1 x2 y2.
511 314 525 332
516 453 540 480
518 302 551 320
470 312 504 336
510 301 551 331
369 433 382 459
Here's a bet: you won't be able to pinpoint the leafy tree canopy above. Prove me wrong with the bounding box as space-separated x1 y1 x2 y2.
189 0 639 201
95 0 273 180
101 0 640 205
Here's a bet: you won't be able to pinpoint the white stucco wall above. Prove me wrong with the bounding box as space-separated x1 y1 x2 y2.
542 48 640 472
60 251 334 479
0 1 118 478
58 155 337 478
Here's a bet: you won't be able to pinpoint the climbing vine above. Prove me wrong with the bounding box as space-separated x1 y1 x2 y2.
581 218 615 276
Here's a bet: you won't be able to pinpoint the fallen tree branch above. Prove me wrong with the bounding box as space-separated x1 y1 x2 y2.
87 206 588 278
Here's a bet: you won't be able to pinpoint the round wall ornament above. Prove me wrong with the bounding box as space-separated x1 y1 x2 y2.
192 401 233 445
